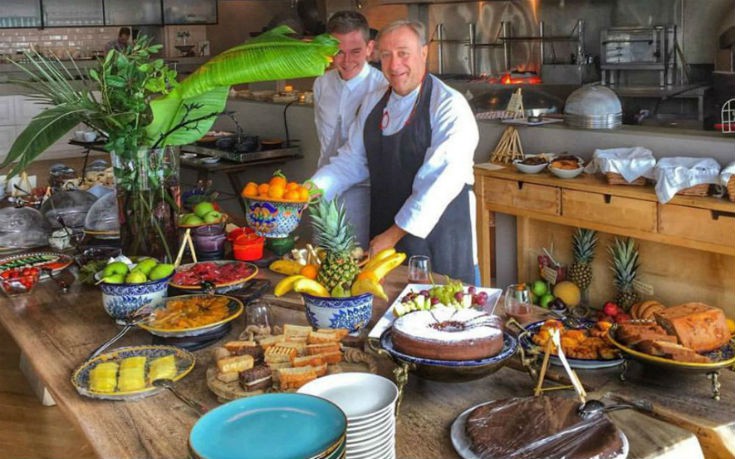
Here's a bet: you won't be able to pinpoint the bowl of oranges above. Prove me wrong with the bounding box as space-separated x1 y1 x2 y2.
240 171 317 238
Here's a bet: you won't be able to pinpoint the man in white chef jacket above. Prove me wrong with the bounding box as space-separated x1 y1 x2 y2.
312 20 478 284
313 11 388 249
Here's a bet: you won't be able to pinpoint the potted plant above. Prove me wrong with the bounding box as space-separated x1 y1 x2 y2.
1 26 337 260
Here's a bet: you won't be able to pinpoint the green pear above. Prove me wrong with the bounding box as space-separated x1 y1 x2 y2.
125 271 148 284
102 261 129 278
149 263 175 281
182 213 205 226
103 273 126 284
203 210 223 224
193 201 215 218
134 258 158 275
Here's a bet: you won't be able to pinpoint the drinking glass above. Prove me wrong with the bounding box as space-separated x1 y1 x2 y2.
503 283 533 320
246 299 273 329
408 255 432 284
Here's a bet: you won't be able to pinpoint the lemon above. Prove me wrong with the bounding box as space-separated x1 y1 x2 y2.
273 275 306 297
293 278 330 297
351 278 388 301
552 281 581 307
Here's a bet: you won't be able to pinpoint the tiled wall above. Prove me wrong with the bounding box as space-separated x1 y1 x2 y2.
0 25 207 61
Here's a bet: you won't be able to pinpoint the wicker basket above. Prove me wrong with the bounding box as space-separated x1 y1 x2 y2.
727 176 735 202
605 172 647 186
677 183 710 197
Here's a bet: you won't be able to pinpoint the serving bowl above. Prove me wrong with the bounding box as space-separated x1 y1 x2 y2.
548 163 585 179
243 197 308 238
513 159 548 174
97 274 172 322
303 292 373 333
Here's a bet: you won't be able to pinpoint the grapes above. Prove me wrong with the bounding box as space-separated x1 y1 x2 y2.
474 294 487 306
430 297 440 305
454 291 464 302
468 286 476 295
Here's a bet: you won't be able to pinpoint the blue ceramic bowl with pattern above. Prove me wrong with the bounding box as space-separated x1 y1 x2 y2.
302 292 373 333
97 274 172 323
243 197 308 238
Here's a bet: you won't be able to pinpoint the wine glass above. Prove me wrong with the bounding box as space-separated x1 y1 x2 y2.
408 255 432 284
504 283 533 320
246 299 273 330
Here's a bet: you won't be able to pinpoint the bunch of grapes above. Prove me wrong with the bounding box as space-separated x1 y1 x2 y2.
429 279 465 306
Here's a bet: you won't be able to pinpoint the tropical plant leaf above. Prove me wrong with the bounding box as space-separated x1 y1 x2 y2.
177 26 338 99
146 26 337 147
1 104 86 177
146 86 229 148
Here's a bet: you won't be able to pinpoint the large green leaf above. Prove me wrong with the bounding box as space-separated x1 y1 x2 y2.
147 86 229 148
146 26 337 147
1 104 86 177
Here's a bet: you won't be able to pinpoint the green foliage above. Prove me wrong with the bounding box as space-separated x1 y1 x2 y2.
1 27 338 177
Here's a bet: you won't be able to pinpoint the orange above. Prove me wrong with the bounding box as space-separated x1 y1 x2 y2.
299 264 319 280
268 184 285 199
284 190 301 201
257 183 270 195
269 172 287 188
242 182 258 197
298 186 310 202
356 270 379 283
286 181 300 191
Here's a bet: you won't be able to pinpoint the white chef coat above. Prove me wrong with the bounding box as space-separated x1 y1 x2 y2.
312 74 479 262
313 64 387 249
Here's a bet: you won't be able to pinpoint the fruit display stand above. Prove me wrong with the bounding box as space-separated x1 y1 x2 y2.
474 166 735 311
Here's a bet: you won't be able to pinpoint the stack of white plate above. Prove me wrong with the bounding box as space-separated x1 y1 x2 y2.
299 372 399 459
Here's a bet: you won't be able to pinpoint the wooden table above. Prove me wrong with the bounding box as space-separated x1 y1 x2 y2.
0 266 733 459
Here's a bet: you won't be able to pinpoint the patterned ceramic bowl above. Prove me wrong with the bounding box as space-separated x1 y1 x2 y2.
97 274 172 322
302 292 373 333
243 198 308 238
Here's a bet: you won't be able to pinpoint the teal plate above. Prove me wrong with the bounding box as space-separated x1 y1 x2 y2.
190 393 347 459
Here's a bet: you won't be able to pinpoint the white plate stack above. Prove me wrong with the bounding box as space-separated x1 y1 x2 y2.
299 373 399 459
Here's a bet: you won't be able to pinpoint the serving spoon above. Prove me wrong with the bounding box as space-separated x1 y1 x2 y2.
152 379 208 416
86 306 153 360
578 398 652 419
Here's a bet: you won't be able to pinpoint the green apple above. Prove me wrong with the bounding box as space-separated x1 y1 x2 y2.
539 293 555 309
203 210 223 224
125 271 148 284
149 263 175 281
193 201 215 218
182 213 205 226
103 273 125 284
102 261 129 278
134 258 158 276
530 280 548 298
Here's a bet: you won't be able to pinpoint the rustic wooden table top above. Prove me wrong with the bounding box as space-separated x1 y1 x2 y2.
0 265 732 459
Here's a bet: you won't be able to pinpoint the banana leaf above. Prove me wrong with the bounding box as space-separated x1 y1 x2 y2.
1 104 87 177
146 26 338 147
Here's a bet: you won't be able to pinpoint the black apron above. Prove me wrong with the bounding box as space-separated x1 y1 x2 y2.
363 75 474 284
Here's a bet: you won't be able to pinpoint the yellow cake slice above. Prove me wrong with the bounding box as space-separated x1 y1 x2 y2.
89 362 119 393
148 355 177 383
118 356 147 392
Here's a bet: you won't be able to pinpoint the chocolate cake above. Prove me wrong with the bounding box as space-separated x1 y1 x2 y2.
391 306 503 361
465 396 626 459
239 365 272 392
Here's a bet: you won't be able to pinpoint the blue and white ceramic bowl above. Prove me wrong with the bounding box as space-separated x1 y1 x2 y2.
303 292 373 333
98 275 172 322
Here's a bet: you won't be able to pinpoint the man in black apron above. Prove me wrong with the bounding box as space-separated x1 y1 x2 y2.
312 20 479 284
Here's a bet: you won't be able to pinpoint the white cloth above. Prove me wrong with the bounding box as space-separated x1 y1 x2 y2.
312 74 479 262
313 64 387 249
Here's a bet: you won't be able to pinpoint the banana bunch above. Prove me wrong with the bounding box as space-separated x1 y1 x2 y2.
273 248 406 300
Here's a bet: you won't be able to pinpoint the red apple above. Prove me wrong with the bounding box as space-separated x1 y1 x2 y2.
615 313 632 323
602 302 621 317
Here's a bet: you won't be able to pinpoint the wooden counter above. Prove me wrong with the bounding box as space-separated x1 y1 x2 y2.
0 266 733 459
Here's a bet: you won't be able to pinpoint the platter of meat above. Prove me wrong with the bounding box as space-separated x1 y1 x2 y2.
170 261 258 291
519 319 623 369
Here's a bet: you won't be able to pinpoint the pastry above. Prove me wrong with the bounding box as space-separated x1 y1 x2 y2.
89 362 118 393
118 356 147 392
654 303 730 352
148 355 177 383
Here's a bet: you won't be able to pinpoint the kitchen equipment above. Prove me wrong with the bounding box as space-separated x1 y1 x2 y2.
564 84 622 129
600 25 677 87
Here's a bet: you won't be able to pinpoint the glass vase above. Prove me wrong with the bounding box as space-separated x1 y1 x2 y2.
111 147 180 262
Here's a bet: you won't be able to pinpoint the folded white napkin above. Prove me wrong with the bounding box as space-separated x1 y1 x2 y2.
654 157 721 203
584 147 656 183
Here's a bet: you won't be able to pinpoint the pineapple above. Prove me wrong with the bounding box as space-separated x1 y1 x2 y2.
310 198 360 292
609 237 640 311
568 228 598 292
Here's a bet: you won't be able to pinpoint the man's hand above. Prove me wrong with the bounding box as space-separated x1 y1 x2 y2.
369 224 406 258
